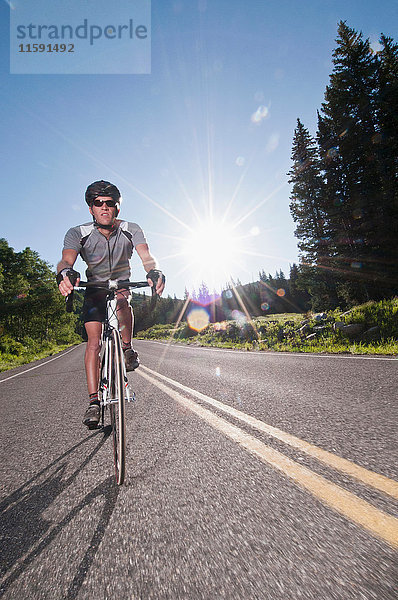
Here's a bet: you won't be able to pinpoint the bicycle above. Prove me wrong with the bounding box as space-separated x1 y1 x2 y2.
67 279 156 485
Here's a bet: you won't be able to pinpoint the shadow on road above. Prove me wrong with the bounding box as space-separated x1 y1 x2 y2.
0 427 120 599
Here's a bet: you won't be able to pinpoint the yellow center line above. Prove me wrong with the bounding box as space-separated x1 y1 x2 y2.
137 369 398 549
140 365 398 500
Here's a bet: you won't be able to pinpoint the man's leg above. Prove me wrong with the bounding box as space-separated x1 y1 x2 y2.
116 290 139 371
116 290 133 345
82 321 102 428
84 321 102 394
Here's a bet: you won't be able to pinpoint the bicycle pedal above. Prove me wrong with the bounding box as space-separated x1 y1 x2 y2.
127 392 136 403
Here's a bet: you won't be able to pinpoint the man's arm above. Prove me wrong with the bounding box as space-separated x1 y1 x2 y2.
135 243 165 295
57 249 80 296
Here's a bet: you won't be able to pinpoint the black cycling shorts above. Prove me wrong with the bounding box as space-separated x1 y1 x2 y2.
82 288 109 324
82 287 131 324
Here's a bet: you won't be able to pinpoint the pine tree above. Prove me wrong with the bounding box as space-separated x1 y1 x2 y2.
288 119 339 308
289 119 326 264
289 263 310 311
259 269 267 283
374 34 398 292
318 21 382 301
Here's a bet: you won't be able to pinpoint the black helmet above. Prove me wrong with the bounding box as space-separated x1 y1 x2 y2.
85 180 122 207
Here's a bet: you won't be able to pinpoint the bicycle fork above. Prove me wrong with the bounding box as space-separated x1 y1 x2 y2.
98 333 136 429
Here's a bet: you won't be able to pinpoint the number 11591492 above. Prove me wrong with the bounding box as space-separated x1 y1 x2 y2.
19 43 74 52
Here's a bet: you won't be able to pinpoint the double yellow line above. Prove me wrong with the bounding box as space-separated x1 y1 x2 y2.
137 365 398 549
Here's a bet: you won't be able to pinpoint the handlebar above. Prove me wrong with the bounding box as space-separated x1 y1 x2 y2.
65 279 158 313
77 280 150 290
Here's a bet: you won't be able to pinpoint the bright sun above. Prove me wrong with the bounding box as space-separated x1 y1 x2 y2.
181 219 243 290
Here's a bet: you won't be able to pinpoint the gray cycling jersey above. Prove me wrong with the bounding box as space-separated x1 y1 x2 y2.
63 221 147 282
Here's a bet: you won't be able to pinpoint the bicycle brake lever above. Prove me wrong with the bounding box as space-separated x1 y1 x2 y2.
65 290 74 313
150 286 158 310
64 270 78 313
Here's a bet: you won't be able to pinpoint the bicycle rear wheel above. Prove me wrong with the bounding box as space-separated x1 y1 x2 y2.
109 329 126 485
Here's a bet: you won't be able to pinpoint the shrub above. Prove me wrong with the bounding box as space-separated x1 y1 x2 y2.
0 335 24 356
346 298 398 339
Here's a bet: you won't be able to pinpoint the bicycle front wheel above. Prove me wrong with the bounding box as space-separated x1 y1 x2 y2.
109 329 126 485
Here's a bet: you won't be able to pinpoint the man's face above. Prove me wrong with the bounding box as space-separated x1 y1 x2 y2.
89 196 118 226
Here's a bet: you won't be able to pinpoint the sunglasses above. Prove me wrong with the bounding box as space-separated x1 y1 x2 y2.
92 199 117 208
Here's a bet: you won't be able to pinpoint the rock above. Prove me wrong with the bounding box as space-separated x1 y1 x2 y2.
362 326 381 342
314 312 327 322
339 323 365 338
333 322 365 338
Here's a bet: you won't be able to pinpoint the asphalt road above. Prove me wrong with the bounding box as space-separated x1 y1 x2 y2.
0 341 397 600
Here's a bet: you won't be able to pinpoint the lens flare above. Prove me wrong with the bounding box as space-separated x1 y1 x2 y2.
251 105 269 124
187 307 210 332
276 288 285 297
327 147 339 159
261 302 270 311
351 262 362 269
266 133 280 153
231 309 246 325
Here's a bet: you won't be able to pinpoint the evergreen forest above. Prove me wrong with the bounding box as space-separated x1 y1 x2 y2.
289 21 398 309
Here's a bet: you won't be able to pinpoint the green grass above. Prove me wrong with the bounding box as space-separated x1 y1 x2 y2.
254 313 304 324
137 298 398 356
0 340 79 372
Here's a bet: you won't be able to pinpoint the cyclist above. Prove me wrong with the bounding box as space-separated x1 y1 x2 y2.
57 180 165 429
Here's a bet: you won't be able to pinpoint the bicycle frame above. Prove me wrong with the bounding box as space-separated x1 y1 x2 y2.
98 283 134 424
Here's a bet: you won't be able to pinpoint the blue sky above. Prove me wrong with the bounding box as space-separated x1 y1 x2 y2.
1 0 397 298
